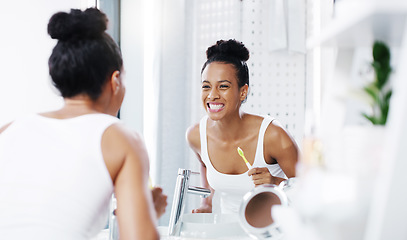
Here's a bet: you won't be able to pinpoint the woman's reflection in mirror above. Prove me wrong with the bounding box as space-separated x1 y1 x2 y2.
186 39 299 215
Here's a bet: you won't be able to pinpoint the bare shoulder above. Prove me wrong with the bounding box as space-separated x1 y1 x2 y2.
102 122 149 182
186 123 201 154
105 123 145 148
0 122 13 134
245 114 264 125
263 119 298 176
265 120 297 149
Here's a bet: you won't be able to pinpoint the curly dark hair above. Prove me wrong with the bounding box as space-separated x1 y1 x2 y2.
201 39 250 88
48 8 123 100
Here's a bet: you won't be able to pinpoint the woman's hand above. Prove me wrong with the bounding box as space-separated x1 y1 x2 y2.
248 167 281 186
151 187 168 219
192 204 212 213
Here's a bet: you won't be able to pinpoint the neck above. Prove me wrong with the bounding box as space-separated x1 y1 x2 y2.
48 96 113 118
210 111 246 140
64 97 101 112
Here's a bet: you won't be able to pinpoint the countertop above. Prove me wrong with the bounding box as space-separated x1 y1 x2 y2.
91 227 252 240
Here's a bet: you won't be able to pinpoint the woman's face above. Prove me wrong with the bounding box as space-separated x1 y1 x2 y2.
201 62 247 120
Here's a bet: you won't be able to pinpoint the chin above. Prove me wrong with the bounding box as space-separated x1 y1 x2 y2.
206 112 224 121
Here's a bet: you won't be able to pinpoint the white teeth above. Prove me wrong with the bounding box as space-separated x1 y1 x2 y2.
209 103 223 110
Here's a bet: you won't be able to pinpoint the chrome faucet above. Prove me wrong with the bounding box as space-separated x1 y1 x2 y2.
168 168 211 236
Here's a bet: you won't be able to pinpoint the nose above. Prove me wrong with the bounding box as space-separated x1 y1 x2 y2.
207 88 219 100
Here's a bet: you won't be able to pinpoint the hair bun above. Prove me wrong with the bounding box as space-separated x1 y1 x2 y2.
48 8 107 41
206 39 250 62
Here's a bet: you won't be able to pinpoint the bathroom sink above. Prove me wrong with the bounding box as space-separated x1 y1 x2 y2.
179 213 249 239
159 213 250 239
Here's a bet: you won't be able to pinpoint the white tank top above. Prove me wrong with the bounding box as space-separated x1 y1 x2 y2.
199 115 287 214
0 113 120 240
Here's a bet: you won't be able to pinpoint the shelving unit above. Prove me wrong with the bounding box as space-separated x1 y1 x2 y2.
306 1 407 240
307 2 407 48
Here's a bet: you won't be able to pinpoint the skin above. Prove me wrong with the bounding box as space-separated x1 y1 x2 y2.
186 62 298 213
0 70 167 240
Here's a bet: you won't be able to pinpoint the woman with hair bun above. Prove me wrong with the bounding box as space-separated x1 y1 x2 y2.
0 8 166 240
186 39 298 214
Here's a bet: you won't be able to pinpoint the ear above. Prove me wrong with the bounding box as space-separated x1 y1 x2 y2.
240 84 249 101
110 70 121 95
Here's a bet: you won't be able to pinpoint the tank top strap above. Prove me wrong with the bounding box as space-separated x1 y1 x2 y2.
253 116 274 166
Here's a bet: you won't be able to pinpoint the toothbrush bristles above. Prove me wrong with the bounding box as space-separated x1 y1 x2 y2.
237 147 252 169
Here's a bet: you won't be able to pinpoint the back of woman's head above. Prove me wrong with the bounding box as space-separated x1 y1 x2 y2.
202 39 250 88
48 8 123 100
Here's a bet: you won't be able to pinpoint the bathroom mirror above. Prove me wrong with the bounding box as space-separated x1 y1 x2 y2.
239 184 288 239
245 191 282 228
112 0 308 225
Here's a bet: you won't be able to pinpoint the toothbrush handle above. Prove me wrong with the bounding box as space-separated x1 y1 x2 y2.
245 162 252 169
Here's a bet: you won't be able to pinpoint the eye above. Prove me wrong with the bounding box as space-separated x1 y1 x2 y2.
202 85 210 89
219 84 230 89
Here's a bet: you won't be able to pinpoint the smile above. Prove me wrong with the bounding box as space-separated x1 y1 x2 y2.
207 103 225 112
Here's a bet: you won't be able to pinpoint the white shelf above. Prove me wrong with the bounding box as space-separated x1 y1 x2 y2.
307 2 407 49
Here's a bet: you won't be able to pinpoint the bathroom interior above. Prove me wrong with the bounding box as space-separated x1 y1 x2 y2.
1 0 407 239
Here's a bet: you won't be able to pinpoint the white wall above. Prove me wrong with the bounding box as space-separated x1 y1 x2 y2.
119 0 144 134
0 0 92 126
119 0 188 226
154 0 190 225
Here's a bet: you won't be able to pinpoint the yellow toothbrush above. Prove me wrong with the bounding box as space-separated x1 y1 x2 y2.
148 176 153 189
237 147 252 169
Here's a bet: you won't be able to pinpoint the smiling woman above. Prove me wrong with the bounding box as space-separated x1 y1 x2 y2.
186 39 299 215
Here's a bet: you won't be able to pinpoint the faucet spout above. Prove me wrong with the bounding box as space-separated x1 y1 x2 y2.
168 168 211 236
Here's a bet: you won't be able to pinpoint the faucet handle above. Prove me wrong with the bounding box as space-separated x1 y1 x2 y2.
177 168 190 175
187 186 211 198
177 168 200 176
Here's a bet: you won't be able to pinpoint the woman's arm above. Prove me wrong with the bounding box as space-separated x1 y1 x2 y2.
266 121 299 178
248 121 299 186
186 124 214 213
102 124 162 240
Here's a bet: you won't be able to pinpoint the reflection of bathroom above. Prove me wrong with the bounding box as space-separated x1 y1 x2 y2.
1 0 407 239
